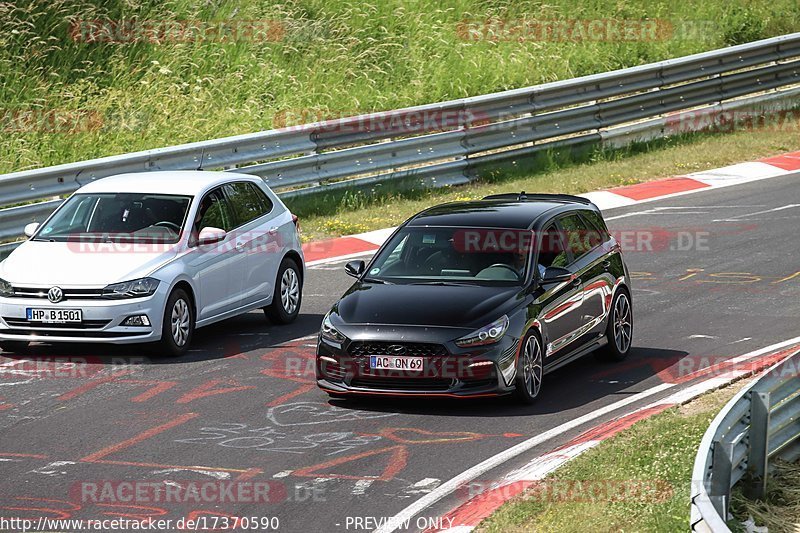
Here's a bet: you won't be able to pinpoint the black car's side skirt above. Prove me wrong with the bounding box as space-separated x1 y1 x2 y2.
544 336 608 375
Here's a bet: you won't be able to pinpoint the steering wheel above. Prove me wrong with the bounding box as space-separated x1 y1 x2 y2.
484 263 521 277
154 221 181 233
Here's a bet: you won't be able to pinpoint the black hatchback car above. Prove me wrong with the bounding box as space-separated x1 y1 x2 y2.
316 193 632 403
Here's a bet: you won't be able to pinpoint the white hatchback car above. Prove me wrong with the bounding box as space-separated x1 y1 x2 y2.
0 171 305 356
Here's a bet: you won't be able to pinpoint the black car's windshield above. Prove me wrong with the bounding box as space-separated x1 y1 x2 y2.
35 193 192 244
366 226 533 285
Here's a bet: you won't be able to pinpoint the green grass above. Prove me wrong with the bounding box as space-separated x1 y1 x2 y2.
2 0 800 179
477 383 745 533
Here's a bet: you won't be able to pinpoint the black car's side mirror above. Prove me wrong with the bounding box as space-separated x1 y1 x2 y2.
541 266 572 284
345 260 366 278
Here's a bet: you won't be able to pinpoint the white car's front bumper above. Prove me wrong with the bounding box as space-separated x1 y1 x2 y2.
0 287 167 344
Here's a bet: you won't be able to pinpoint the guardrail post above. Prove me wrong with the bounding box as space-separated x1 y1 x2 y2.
746 391 771 500
709 438 734 520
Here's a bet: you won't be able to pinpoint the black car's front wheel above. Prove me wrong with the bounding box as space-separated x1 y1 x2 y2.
513 331 543 404
596 288 633 362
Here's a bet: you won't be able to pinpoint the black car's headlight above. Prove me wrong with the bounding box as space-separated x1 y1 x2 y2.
102 277 160 299
0 278 13 297
321 313 346 344
455 315 510 348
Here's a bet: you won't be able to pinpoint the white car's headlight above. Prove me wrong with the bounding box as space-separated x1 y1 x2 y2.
0 278 12 297
102 277 160 299
455 315 510 347
321 313 346 344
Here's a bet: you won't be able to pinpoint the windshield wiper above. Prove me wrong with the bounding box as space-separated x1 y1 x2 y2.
409 281 476 287
362 277 394 285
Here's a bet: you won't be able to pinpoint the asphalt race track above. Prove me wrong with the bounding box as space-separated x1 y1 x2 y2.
1 172 799 532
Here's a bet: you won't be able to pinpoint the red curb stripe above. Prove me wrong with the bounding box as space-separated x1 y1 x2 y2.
610 177 709 200
428 481 535 532
301 237 379 262
759 150 800 171
558 404 672 449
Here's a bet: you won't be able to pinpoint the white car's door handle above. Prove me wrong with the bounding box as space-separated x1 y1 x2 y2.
268 226 279 235
235 241 246 251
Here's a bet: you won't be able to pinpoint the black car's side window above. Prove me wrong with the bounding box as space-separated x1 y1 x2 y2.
579 210 611 243
537 223 570 272
223 182 273 226
557 213 597 264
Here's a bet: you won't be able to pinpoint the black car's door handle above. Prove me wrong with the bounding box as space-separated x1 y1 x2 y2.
602 260 612 270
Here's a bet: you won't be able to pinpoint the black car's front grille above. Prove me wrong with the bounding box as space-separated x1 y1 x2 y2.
350 377 454 392
3 318 111 329
348 341 448 358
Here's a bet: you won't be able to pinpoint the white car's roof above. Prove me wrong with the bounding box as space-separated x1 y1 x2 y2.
76 171 262 197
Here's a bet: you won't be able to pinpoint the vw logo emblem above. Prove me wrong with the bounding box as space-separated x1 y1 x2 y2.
47 286 64 303
387 344 406 355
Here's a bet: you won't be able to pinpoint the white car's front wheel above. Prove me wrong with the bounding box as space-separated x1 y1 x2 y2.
264 258 302 324
0 341 29 354
156 288 194 357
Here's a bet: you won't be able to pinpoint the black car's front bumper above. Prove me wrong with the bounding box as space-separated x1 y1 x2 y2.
316 333 520 398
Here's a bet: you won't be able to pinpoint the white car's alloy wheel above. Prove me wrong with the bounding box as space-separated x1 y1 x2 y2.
171 298 191 347
281 268 300 315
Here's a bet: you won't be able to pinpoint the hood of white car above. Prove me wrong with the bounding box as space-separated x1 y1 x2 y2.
0 240 177 287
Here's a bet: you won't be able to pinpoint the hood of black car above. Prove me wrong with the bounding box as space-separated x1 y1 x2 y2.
333 281 524 329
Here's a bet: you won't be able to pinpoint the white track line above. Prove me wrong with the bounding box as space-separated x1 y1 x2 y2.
374 334 800 533
373 382 673 533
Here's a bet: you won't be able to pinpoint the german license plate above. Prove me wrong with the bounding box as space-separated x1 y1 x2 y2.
369 356 423 371
26 308 82 324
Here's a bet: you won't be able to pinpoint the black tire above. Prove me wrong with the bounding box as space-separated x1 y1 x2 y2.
264 257 302 324
0 341 29 354
513 330 544 404
155 288 194 357
595 288 633 362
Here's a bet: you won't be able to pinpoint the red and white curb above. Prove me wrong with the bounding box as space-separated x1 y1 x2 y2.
302 149 800 266
422 340 800 533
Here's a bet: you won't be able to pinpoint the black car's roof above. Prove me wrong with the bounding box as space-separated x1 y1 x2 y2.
407 196 596 229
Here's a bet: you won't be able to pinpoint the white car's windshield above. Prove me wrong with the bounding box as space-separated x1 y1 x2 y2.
35 193 192 244
365 226 533 285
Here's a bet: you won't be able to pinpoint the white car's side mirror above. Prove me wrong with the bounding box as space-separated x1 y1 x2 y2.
198 227 226 245
23 222 40 238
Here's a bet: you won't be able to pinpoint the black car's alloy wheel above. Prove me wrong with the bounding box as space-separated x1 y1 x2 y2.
596 289 633 361
514 331 543 404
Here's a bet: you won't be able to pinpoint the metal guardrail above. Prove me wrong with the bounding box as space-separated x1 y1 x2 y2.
691 350 800 532
2 32 800 255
